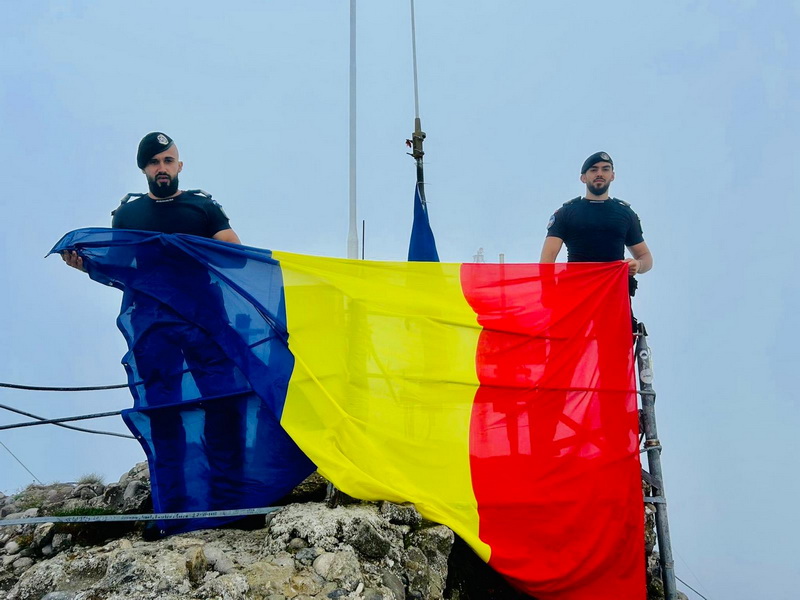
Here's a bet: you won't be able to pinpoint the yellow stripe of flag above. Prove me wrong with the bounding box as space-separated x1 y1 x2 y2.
275 251 490 559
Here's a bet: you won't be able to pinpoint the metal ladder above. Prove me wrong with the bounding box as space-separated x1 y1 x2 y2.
636 322 677 600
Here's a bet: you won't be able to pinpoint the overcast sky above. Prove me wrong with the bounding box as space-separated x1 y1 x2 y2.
1 2 798 598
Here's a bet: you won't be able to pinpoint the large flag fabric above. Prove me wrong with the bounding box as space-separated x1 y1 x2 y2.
50 228 644 599
408 182 440 261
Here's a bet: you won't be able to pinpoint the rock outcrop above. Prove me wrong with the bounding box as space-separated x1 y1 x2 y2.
0 464 668 599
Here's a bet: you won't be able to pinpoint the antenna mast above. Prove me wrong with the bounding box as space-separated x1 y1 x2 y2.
347 0 359 259
408 0 426 192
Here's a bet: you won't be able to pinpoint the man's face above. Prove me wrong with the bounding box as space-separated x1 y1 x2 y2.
143 145 183 198
580 161 615 196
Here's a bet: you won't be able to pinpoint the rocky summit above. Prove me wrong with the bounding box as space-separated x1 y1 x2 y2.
0 464 672 599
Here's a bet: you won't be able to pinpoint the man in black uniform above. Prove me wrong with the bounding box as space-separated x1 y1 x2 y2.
533 152 653 456
62 132 245 516
540 151 652 277
63 131 240 256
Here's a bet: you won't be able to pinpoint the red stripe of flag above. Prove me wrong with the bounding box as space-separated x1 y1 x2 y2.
461 262 645 599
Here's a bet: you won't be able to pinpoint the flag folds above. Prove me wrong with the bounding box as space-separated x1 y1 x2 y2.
408 183 440 261
50 228 644 599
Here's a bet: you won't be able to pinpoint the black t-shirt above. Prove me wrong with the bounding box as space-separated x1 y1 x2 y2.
546 197 644 262
111 190 233 306
111 191 231 238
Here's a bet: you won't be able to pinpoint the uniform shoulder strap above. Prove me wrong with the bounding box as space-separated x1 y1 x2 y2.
185 189 213 199
611 197 631 207
119 192 145 205
111 193 145 216
562 196 582 207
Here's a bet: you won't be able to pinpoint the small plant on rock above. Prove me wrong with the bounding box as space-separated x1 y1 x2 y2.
77 473 105 485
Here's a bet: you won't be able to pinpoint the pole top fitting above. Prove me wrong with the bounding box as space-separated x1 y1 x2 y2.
412 129 426 149
407 121 426 160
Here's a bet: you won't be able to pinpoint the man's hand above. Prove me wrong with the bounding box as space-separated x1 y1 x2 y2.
624 258 642 275
61 250 86 272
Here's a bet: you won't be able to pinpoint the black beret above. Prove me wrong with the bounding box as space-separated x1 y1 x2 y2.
581 151 613 174
137 132 174 169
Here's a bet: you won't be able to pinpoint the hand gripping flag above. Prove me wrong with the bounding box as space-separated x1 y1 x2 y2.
50 228 645 599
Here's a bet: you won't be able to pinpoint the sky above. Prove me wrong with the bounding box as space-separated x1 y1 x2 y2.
1 1 798 598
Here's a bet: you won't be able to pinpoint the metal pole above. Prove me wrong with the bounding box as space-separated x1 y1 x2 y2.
411 119 426 189
410 0 420 119
635 323 677 600
347 0 359 259
334 1 359 505
408 0 426 193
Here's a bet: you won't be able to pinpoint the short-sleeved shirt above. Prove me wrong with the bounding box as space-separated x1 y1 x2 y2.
111 191 232 319
546 197 644 262
111 191 230 238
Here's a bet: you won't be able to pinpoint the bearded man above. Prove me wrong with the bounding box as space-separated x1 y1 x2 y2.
61 132 246 524
111 132 241 242
540 151 652 286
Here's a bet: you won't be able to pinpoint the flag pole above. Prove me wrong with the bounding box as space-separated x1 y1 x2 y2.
408 0 426 196
406 0 439 262
328 0 362 507
347 0 359 259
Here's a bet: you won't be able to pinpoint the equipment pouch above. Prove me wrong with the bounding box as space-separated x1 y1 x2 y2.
629 276 638 297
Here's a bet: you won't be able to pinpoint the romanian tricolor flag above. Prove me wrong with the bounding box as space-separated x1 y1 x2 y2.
51 228 645 599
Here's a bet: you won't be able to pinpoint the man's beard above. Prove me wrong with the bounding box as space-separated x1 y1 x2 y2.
148 174 179 198
587 180 610 196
